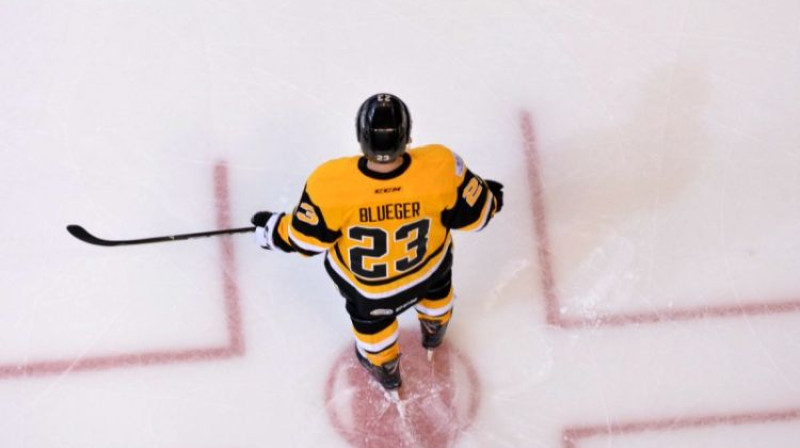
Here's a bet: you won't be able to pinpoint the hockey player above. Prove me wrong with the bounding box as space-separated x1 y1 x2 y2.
252 93 503 391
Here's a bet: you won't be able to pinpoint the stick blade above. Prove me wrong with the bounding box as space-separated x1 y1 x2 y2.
66 225 118 246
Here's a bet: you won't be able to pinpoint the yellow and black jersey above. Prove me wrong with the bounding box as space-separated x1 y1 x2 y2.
270 144 499 313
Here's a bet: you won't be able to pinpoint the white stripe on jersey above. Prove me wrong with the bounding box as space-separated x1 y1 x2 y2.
476 190 495 232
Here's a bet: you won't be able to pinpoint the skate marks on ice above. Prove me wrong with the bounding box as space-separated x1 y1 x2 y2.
325 329 480 448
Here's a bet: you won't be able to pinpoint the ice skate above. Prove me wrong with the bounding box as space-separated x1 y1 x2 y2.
355 346 402 391
420 319 449 361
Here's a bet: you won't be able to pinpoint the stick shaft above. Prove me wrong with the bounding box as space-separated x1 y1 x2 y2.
66 224 255 247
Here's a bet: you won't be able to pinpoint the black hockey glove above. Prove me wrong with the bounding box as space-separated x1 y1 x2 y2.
251 211 273 227
486 180 504 213
251 210 280 250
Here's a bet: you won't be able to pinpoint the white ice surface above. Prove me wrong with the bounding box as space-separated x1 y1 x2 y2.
1 1 799 447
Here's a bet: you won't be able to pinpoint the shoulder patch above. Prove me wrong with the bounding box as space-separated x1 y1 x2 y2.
453 153 465 177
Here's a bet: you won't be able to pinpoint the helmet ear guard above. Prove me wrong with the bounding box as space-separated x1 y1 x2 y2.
356 93 412 163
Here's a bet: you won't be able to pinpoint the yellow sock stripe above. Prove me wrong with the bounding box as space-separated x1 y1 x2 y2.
417 293 454 310
425 287 455 306
365 342 400 366
415 289 454 317
352 320 399 352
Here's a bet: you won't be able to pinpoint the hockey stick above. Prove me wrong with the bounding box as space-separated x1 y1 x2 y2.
66 224 256 247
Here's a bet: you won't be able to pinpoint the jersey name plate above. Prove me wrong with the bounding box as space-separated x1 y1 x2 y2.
359 202 421 223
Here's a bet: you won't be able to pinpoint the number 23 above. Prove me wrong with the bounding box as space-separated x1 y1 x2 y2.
348 219 431 279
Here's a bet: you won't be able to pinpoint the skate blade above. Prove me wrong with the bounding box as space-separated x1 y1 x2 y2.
427 349 434 362
385 390 407 419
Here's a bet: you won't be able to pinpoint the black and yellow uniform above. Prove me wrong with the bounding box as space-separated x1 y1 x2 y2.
268 144 500 365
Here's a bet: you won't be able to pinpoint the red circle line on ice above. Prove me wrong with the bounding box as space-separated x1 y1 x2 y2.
325 328 481 448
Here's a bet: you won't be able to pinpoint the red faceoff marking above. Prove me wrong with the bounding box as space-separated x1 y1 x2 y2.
325 328 481 448
0 161 243 379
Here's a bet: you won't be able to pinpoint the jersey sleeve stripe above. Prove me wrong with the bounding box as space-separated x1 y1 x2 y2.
291 189 341 244
287 225 328 254
476 190 496 231
441 169 494 230
458 189 494 232
271 214 297 253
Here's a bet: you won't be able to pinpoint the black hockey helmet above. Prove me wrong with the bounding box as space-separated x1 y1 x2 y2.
356 93 411 163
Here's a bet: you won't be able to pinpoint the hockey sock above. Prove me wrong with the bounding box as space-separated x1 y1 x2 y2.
352 318 400 366
415 288 454 325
